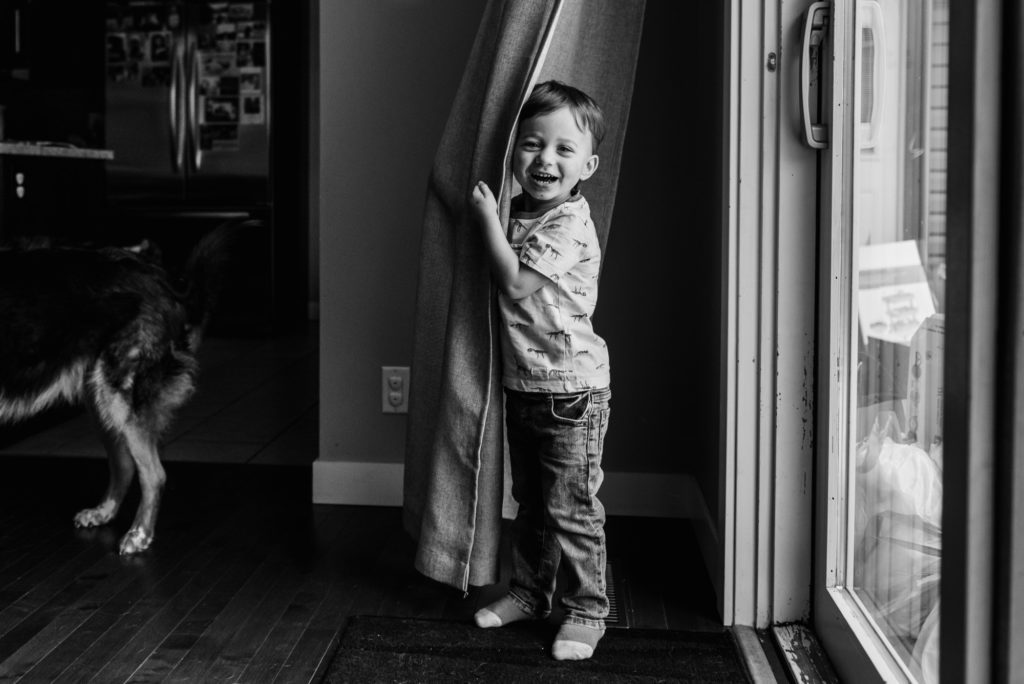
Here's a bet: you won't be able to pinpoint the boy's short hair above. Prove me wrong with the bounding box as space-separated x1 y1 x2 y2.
520 80 606 152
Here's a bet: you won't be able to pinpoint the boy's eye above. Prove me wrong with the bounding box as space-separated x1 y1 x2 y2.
558 146 575 154
521 140 540 150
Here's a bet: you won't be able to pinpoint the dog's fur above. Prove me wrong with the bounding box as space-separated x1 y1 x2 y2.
0 220 243 554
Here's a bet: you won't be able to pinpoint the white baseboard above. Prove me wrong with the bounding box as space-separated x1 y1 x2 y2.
312 459 707 519
312 460 402 506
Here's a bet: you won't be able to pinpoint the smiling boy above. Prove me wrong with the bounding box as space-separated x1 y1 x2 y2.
468 80 612 661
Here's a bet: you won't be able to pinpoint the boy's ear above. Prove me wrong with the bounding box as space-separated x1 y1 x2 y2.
580 154 600 181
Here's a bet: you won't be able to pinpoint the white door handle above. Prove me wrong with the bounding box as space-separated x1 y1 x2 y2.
800 1 831 149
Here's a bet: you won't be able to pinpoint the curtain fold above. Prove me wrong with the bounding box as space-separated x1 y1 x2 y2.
403 0 646 592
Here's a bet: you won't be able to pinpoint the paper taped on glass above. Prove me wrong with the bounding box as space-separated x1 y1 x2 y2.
858 240 937 346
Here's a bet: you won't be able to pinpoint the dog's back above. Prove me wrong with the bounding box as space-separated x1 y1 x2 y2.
0 221 240 425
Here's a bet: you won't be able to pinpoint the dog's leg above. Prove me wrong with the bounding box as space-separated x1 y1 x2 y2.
73 423 136 529
118 423 165 555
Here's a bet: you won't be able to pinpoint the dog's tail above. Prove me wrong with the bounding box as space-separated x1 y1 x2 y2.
179 217 253 348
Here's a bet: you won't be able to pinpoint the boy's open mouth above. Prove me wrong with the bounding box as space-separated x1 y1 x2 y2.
531 172 559 185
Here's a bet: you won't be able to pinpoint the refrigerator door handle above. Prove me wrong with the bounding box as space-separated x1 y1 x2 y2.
187 38 203 172
170 38 186 172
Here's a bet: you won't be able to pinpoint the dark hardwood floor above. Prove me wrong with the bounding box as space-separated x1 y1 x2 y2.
0 457 723 683
0 328 729 683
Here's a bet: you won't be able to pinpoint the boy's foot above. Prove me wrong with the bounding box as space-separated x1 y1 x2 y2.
551 622 605 661
473 595 534 628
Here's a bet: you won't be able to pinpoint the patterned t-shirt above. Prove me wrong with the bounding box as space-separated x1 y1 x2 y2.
498 194 610 393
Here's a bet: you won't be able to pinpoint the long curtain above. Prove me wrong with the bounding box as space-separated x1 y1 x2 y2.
402 0 646 591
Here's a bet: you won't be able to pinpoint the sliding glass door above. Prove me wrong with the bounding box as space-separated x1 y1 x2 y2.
812 1 949 681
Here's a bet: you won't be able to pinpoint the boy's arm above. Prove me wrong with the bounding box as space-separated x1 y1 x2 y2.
470 181 548 300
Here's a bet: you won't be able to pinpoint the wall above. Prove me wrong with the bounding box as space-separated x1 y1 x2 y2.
316 0 725 519
317 0 485 465
601 0 724 484
307 1 320 320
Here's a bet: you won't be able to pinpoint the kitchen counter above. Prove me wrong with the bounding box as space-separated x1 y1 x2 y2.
0 141 114 161
0 141 113 242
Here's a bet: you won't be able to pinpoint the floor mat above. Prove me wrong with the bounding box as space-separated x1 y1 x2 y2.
322 615 750 683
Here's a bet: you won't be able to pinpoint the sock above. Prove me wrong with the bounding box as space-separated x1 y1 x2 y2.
473 594 534 628
551 622 605 661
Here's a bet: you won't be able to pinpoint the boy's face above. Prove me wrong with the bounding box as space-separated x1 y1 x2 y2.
512 106 599 213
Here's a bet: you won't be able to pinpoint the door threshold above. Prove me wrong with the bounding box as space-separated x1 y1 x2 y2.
771 623 841 683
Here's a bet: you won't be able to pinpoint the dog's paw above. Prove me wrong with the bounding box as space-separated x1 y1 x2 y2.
74 501 117 528
118 527 153 555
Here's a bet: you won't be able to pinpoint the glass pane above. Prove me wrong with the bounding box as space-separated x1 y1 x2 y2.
849 1 946 682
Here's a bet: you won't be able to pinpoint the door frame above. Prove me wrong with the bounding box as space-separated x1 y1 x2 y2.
720 0 818 628
939 0 1004 680
723 3 1018 683
724 2 1019 679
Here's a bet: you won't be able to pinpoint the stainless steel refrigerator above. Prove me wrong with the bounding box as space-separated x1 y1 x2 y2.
104 0 271 208
102 0 306 335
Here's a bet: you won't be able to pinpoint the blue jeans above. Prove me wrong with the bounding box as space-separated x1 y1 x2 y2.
503 387 611 630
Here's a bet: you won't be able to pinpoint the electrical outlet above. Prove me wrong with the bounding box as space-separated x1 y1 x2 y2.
381 366 410 413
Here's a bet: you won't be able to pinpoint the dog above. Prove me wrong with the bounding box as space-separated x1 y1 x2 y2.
0 220 244 554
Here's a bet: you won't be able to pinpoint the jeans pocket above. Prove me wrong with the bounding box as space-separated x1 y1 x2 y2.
549 392 591 425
